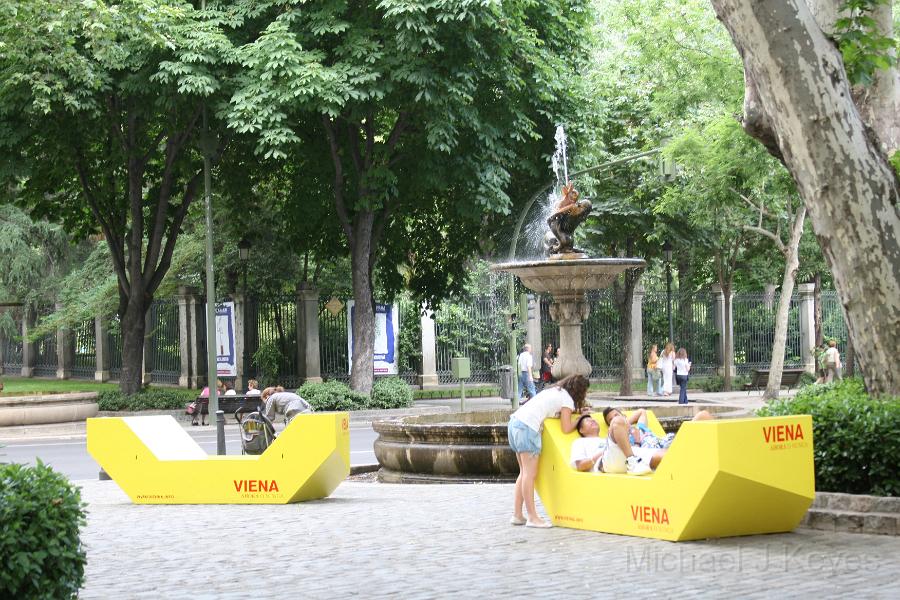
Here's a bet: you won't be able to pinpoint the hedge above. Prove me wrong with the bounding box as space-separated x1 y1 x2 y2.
758 378 899 496
97 388 196 411
0 461 87 599
370 377 414 409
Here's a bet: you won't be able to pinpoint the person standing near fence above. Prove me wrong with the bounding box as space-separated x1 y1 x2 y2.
673 348 692 404
539 343 555 390
517 344 537 402
824 340 842 383
646 344 660 396
658 342 675 396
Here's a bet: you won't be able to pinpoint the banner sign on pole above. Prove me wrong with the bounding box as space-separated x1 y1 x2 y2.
216 302 236 377
347 301 399 375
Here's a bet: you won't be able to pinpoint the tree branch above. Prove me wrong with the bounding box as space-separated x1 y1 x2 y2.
738 69 784 163
385 111 409 154
145 170 203 296
322 115 353 240
743 224 786 253
345 119 364 177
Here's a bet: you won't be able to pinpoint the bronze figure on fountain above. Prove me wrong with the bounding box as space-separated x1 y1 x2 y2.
544 182 592 257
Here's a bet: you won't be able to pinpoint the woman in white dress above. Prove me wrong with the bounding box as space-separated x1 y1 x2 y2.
658 342 676 396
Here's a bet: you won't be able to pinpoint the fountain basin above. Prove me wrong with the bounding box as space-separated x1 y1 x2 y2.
373 410 518 484
490 258 645 294
372 405 749 483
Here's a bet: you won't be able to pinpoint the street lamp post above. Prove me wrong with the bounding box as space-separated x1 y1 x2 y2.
238 238 251 294
663 240 674 344
237 237 251 390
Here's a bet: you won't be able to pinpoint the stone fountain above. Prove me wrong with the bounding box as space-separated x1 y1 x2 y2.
492 179 644 380
373 128 650 483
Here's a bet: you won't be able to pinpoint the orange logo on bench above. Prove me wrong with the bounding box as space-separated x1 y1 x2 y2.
763 423 804 443
631 505 669 525
233 479 279 493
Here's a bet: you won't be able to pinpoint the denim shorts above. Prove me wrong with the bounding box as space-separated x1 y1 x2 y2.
508 417 542 456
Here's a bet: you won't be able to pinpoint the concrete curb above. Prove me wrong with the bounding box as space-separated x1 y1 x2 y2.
800 492 899 536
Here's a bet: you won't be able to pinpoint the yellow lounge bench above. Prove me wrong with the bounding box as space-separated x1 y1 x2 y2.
535 411 814 541
87 412 350 504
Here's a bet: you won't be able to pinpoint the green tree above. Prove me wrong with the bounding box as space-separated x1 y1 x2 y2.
0 0 235 393
225 0 592 392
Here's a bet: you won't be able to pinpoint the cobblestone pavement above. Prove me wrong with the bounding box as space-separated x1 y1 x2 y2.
78 480 900 599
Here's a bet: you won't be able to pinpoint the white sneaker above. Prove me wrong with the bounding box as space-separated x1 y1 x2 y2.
626 455 652 475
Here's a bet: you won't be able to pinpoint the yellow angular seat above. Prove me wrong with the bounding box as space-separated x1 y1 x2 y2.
87 412 350 504
535 411 814 540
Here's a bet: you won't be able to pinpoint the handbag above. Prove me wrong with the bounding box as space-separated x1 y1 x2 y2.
186 401 197 415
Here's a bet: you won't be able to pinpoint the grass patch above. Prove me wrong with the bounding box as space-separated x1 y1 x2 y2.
0 376 121 395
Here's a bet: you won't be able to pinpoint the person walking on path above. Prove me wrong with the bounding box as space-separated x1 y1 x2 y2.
824 340 842 383
673 348 692 405
517 343 537 401
658 342 675 396
646 344 660 396
507 374 589 528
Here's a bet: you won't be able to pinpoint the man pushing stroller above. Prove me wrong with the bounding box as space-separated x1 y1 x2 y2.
261 386 313 424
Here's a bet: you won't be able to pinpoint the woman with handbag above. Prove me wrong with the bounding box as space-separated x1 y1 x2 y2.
191 382 215 426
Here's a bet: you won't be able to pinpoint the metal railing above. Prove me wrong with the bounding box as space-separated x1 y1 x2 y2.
435 294 509 384
642 291 718 376
71 318 96 379
732 293 803 375
147 300 180 384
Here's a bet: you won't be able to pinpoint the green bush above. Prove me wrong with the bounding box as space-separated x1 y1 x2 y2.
97 388 196 411
758 378 900 496
297 380 368 412
0 461 87 599
370 377 414 409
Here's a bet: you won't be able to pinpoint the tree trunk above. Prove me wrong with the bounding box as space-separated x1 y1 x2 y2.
119 293 147 394
710 0 900 395
616 273 639 397
764 209 807 400
349 211 376 394
846 336 855 377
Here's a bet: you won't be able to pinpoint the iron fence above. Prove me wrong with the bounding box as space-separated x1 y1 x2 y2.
147 300 180 384
821 291 848 350
435 294 509 384
244 296 300 388
642 291 718 376
0 312 23 372
32 311 58 377
318 297 421 385
319 296 350 383
71 318 96 379
107 317 123 380
732 293 803 375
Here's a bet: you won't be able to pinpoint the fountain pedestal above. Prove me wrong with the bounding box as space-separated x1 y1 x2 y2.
491 258 644 380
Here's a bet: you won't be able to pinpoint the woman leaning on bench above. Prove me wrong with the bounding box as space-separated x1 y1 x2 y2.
507 374 589 529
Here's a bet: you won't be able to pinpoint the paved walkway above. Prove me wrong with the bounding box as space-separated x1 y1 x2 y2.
77 480 900 599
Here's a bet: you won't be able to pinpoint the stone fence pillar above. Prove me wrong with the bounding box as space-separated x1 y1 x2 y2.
630 283 645 380
419 306 439 389
296 285 322 384
94 317 111 382
186 288 205 388
797 283 816 374
21 307 35 378
525 294 542 363
176 287 195 387
232 293 249 390
56 302 73 380
712 284 734 377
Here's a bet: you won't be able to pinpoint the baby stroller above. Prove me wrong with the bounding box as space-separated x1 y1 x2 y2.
235 407 276 455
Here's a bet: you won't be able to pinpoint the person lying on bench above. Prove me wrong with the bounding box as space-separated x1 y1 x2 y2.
602 407 715 456
261 386 313 424
569 414 654 475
